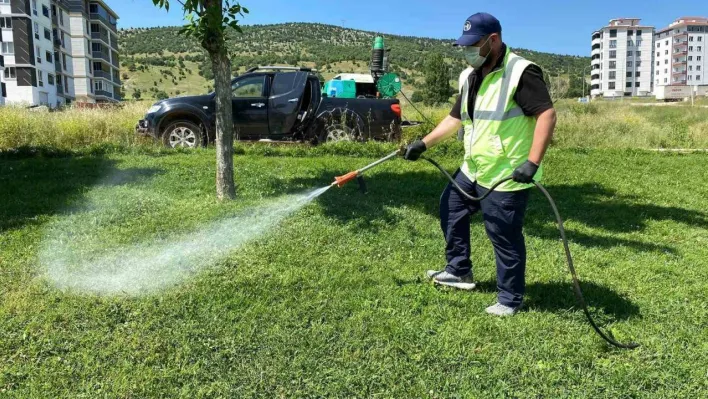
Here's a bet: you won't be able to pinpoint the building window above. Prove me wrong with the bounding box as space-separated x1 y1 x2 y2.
608 82 616 90
64 76 69 89
656 51 660 57
610 40 617 48
46 51 52 63
1 42 14 54
626 50 632 57
627 40 633 47
665 40 669 46
92 43 102 52
636 71 641 78
636 82 640 88
609 50 616 59
0 17 12 29
665 50 669 55
636 51 641 57
689 46 694 51
689 56 693 61
637 30 642 36
657 42 660 48
665 60 669 64
48 74 55 86
61 31 66 48
626 71 632 78
34 22 40 39
699 46 703 52
665 69 668 74
609 71 616 79
698 75 702 81
91 23 100 33
698 66 702 71
636 39 642 46
60 9 64 25
628 30 634 36
609 61 616 69
656 61 660 66
36 45 42 63
610 29 617 38
664 78 668 83
626 82 632 88
699 56 703 61
42 5 49 18
38 71 44 87
689 36 694 42
656 71 659 76
44 28 51 40
698 36 703 42
90 4 98 13
3 67 16 80
690 66 693 71
62 54 67 70
689 75 692 81
627 61 633 68
32 0 38 15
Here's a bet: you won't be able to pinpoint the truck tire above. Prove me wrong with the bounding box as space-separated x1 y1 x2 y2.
315 109 365 144
161 120 204 149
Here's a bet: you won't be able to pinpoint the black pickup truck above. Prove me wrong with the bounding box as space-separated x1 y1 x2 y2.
136 66 402 148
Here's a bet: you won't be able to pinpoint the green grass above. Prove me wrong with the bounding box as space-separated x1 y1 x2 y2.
1 148 707 397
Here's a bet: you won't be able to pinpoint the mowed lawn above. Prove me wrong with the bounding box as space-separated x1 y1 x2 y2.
1 148 707 397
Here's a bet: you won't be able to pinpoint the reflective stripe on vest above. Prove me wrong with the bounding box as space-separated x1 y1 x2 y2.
459 49 542 191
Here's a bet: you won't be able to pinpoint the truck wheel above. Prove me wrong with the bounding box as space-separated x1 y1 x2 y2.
317 109 364 143
162 120 204 149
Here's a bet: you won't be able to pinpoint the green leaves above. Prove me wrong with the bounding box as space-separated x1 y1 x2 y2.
150 0 248 46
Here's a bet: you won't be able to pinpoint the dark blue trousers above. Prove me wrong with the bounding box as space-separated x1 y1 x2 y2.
440 169 530 307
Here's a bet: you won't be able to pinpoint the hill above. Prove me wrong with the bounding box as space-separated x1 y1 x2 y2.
118 23 589 100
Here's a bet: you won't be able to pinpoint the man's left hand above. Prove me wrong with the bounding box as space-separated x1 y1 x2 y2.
512 161 539 183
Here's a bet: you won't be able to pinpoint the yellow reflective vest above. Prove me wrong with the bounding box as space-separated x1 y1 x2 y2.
460 48 542 191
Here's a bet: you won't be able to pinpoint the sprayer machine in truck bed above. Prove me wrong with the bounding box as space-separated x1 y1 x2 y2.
136 66 403 148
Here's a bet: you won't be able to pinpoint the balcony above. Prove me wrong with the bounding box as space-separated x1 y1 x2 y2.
674 40 688 48
592 44 601 50
674 50 688 56
672 71 687 76
91 31 110 44
0 55 4 68
93 70 112 80
112 74 121 85
110 53 119 68
92 51 111 63
90 13 117 33
95 89 113 98
55 61 62 72
52 14 58 25
113 92 121 101
57 84 64 95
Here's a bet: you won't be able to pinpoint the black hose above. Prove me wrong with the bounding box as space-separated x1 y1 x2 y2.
420 155 639 349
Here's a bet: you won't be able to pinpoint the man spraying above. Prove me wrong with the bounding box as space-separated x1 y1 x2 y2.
404 12 557 316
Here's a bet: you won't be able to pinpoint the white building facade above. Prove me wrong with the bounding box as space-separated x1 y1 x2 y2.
654 17 708 94
591 18 655 98
0 0 118 107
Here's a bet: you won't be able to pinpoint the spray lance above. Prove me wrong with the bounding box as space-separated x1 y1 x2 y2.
331 148 639 350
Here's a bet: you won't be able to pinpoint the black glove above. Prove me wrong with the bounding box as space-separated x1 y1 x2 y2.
404 140 427 161
512 160 539 183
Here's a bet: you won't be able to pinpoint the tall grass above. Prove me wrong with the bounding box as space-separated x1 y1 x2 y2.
1 99 707 154
0 102 151 151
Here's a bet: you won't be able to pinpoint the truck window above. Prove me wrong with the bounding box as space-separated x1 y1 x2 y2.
270 72 299 96
232 76 265 98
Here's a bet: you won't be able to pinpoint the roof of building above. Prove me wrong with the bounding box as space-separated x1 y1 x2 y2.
657 16 708 33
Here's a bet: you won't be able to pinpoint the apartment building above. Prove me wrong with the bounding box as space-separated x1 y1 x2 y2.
590 18 655 98
0 0 119 107
654 17 708 92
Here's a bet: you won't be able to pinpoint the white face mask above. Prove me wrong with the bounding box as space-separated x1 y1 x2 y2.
463 37 491 68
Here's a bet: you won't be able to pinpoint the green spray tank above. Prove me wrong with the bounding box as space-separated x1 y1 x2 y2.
370 36 401 98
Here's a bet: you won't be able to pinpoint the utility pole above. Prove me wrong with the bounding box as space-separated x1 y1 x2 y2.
582 65 591 99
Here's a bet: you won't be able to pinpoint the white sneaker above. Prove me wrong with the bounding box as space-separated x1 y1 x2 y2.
426 270 476 290
485 302 521 316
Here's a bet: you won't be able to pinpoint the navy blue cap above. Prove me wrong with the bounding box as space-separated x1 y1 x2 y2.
454 12 501 47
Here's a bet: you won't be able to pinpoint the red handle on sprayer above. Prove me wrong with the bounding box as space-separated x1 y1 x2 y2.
334 171 359 187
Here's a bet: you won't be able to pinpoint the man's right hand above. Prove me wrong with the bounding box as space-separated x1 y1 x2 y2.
403 140 427 161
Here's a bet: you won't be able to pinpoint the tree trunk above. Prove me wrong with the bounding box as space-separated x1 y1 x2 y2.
206 12 236 200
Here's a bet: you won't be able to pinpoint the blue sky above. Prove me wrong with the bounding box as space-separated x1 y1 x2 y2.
112 0 708 56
